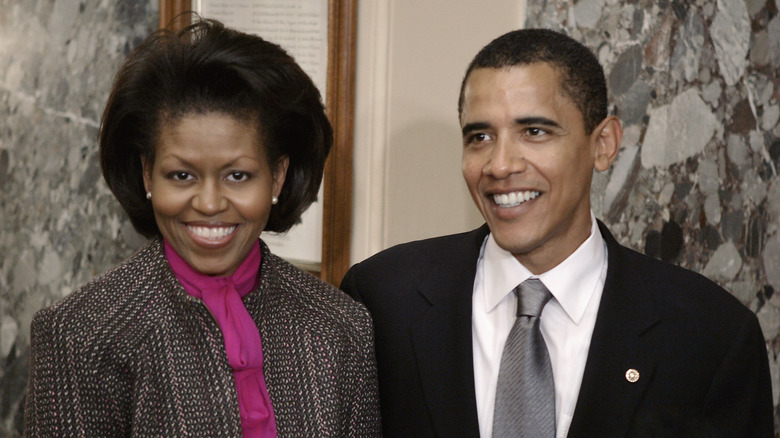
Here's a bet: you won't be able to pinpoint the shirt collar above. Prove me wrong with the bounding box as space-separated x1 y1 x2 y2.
482 212 606 324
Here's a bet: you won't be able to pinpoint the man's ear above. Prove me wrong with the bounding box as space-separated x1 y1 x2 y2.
141 156 152 194
592 116 622 172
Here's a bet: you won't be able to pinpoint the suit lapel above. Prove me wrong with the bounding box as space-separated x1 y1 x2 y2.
568 222 661 437
410 225 488 437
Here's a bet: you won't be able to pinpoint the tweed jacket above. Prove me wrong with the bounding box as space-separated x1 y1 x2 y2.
25 238 381 437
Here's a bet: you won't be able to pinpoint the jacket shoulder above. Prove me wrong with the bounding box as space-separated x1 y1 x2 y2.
261 252 374 338
346 226 489 282
603 225 753 323
31 240 172 349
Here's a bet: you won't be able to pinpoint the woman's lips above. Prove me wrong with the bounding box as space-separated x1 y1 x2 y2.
186 224 237 239
185 224 238 246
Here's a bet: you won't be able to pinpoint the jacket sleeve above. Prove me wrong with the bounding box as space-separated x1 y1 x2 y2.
24 307 126 437
25 308 73 436
699 311 774 437
340 264 364 306
335 266 380 436
346 309 383 437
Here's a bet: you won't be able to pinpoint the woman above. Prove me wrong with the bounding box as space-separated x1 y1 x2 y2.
25 19 381 437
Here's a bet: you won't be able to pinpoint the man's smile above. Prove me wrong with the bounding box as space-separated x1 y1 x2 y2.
492 190 541 207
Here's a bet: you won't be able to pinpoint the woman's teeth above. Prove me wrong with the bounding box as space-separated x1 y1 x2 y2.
187 225 237 239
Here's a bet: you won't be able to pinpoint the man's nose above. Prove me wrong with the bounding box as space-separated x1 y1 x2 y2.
484 138 526 178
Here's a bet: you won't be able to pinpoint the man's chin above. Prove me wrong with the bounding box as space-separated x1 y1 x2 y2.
490 234 538 257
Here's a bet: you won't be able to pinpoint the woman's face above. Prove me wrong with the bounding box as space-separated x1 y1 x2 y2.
143 112 288 276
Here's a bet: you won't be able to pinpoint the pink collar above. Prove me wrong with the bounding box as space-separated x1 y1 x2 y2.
163 239 277 437
163 239 261 298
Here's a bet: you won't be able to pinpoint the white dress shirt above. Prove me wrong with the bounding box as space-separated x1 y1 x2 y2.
472 213 608 438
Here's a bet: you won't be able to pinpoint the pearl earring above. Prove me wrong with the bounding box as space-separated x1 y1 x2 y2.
146 192 152 200
271 196 278 205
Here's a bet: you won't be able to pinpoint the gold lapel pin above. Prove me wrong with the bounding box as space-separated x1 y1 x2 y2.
625 368 640 383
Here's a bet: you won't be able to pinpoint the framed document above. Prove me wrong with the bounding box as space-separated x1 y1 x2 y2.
158 0 356 285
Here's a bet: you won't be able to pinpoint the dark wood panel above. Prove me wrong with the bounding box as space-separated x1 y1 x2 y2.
321 0 357 286
158 0 191 29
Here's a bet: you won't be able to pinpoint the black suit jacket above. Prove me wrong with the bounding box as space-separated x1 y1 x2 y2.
341 222 774 437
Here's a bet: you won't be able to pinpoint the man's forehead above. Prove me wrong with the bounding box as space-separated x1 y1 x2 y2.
461 65 566 111
464 63 563 89
459 64 586 133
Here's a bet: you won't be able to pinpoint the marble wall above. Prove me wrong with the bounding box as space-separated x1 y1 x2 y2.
1 0 779 435
525 0 780 429
0 0 156 434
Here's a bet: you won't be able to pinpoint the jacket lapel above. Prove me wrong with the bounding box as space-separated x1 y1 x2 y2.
410 225 488 437
568 222 661 437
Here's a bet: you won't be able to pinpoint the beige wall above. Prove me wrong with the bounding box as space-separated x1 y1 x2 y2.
351 0 525 264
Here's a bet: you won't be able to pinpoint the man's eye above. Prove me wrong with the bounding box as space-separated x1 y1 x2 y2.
526 127 547 136
227 171 250 182
469 133 492 143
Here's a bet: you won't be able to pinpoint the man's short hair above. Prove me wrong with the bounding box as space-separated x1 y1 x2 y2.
458 28 608 134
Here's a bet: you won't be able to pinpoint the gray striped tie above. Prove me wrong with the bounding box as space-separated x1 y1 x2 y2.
492 278 555 438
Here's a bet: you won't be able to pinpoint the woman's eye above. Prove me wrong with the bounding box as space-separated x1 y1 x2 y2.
170 171 192 181
227 171 250 182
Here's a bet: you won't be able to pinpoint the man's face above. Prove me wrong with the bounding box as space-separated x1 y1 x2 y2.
460 63 604 274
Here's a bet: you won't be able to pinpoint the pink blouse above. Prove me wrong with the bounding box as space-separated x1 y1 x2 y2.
164 239 277 437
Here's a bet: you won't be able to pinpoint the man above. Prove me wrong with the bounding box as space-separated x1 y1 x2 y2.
341 28 774 437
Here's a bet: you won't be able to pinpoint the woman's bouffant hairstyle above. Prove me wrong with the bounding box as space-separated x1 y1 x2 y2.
100 18 332 237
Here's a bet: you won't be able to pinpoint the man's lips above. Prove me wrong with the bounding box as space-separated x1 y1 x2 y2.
492 190 541 207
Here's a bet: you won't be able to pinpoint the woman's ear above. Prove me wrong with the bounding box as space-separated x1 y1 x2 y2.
141 156 152 194
272 155 290 198
592 116 622 172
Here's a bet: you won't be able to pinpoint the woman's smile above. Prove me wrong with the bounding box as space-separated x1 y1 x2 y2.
185 223 239 244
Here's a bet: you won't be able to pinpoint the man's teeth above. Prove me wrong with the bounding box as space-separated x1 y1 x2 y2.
493 191 540 207
187 225 237 239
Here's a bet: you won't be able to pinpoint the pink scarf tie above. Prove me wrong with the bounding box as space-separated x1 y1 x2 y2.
164 239 276 437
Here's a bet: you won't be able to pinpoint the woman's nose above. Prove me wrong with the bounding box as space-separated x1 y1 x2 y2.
192 181 228 215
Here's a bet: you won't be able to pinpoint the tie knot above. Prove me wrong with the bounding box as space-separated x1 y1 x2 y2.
513 278 552 318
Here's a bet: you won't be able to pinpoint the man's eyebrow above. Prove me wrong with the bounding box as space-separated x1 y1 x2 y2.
462 117 562 136
514 116 561 128
461 122 490 136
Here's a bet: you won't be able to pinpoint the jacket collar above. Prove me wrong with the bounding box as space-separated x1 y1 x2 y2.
568 221 661 436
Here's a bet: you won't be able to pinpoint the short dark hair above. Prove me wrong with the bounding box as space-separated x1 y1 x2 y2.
100 18 332 237
458 28 607 134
